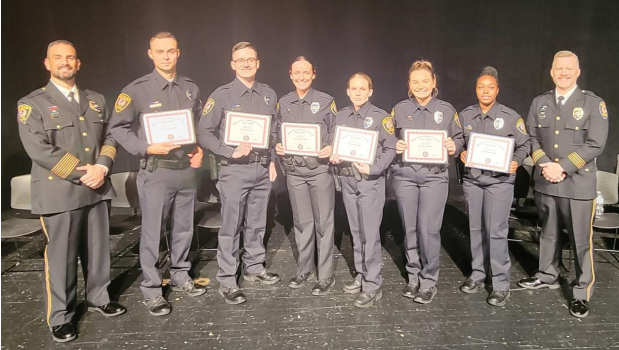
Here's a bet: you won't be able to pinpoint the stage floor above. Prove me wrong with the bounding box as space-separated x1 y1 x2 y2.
2 186 619 350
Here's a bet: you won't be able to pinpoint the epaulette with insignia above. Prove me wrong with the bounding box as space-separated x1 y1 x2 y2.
315 91 334 101
24 88 46 99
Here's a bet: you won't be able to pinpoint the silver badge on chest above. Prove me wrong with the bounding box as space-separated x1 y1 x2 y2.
573 107 584 120
364 116 373 129
494 118 504 130
434 111 443 124
311 102 320 114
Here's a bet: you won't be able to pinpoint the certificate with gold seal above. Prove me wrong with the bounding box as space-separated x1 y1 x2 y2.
142 109 196 145
223 111 271 149
332 126 378 164
281 122 321 156
465 132 514 173
403 129 448 164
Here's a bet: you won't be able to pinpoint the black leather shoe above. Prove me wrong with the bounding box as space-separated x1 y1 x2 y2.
569 299 589 318
288 271 315 289
413 287 437 304
353 289 382 308
460 278 485 294
51 323 76 343
343 277 362 294
487 290 510 307
517 277 560 290
401 282 419 299
88 302 127 317
172 280 207 297
311 277 335 296
243 269 281 285
219 285 247 305
143 295 171 316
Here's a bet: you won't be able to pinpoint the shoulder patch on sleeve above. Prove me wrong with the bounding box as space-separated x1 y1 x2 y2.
17 104 32 124
516 118 527 134
454 112 462 128
599 101 608 119
202 98 215 116
382 116 395 135
330 100 338 115
114 93 132 113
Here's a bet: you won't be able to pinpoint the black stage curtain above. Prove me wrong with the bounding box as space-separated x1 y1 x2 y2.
3 0 618 210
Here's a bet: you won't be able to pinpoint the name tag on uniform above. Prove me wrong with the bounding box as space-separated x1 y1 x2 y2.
150 101 162 108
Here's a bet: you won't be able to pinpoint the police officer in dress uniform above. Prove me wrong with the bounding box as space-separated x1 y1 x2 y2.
17 40 126 343
518 51 609 318
274 57 338 295
331 73 396 308
108 32 206 316
458 67 530 307
391 60 464 304
197 42 280 305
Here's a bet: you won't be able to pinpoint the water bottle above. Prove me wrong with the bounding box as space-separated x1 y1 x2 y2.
595 191 604 218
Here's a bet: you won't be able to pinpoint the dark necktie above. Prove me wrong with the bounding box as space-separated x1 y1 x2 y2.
68 91 80 112
557 95 565 113
167 82 180 110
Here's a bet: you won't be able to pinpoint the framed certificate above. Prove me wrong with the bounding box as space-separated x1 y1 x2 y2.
332 125 379 164
223 111 271 149
403 129 448 164
142 109 196 145
281 122 321 156
465 132 515 173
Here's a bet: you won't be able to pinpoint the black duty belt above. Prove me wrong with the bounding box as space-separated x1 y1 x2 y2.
156 158 190 170
222 152 270 166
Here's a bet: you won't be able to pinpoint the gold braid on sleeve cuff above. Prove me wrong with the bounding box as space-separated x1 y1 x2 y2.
567 152 586 169
100 145 117 161
531 149 546 164
50 153 80 179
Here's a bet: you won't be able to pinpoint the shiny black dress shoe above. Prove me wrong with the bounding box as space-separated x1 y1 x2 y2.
51 323 77 343
172 280 207 297
219 285 247 305
288 271 315 289
311 277 335 296
143 295 171 316
88 302 127 317
401 282 419 299
243 269 281 285
343 277 362 294
517 277 560 290
353 289 382 308
569 299 589 318
413 286 437 304
460 278 485 294
487 290 510 307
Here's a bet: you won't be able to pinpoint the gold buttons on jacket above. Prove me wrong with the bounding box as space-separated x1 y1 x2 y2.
554 144 559 148
79 116 85 121
48 176 53 180
56 125 61 129
556 116 560 120
82 132 88 136
575 127 579 130
555 131 559 134
555 158 559 162
585 169 590 172
85 147 91 152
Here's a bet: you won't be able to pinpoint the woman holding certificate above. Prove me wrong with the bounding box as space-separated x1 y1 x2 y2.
457 66 530 307
330 73 396 308
391 60 464 304
274 57 338 295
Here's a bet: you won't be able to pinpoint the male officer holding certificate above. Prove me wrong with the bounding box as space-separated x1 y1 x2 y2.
197 42 280 305
518 51 609 318
108 32 206 316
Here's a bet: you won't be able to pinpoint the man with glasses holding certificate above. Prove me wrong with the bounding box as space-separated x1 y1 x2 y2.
109 32 206 317
198 42 280 305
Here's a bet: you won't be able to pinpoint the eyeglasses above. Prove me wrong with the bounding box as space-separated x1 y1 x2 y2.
233 58 257 65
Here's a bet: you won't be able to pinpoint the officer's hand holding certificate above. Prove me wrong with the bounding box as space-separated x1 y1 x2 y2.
142 109 196 145
223 111 271 149
332 126 379 164
402 129 448 164
281 122 321 157
465 132 515 173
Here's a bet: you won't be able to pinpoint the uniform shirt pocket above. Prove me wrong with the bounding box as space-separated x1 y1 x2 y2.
535 118 551 143
565 118 589 146
43 117 74 146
